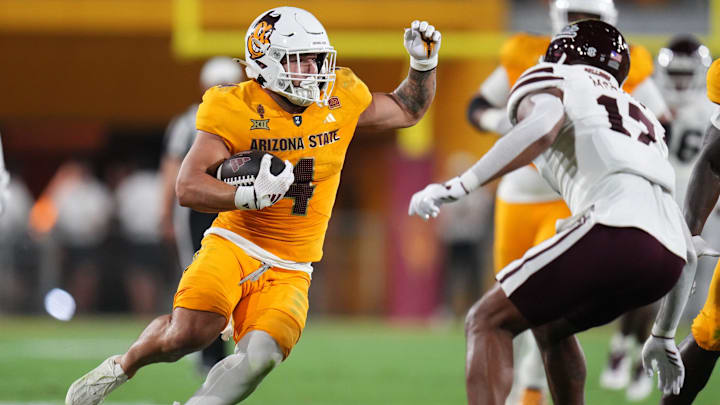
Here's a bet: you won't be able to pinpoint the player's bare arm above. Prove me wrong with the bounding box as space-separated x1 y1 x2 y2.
176 130 235 213
409 88 565 220
357 20 440 131
684 124 720 235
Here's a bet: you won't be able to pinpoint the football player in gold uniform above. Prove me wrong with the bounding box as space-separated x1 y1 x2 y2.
642 58 720 404
65 7 441 405
466 1 669 403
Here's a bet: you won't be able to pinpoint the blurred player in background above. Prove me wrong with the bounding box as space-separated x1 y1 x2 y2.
412 20 690 405
642 58 720 404
465 1 669 403
601 35 717 401
655 36 717 317
66 6 440 405
159 56 245 375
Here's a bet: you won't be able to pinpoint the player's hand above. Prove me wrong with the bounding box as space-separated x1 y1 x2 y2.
254 154 294 209
691 235 720 257
408 177 468 220
0 170 10 217
404 20 441 71
642 335 685 395
234 155 294 210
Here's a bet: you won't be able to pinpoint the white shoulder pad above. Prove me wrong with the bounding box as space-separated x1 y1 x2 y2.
507 63 565 125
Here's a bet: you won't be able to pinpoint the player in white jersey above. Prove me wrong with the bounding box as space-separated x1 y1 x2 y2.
466 1 671 402
410 20 691 405
640 58 720 403
598 35 717 400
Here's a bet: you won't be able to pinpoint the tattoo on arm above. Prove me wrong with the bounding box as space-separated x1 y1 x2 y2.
391 68 436 119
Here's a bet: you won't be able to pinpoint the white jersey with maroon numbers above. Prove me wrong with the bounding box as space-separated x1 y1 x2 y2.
508 62 686 260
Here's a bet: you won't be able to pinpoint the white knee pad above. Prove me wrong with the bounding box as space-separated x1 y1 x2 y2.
239 330 284 376
185 330 283 405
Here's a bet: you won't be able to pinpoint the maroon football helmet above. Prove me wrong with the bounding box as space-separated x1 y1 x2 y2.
544 19 630 85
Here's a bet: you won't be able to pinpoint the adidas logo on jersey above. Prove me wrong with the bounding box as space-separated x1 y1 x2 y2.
323 113 336 124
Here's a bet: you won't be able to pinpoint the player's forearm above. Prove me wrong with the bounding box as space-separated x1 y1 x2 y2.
176 170 236 213
467 95 510 134
684 126 720 234
160 157 181 214
391 68 436 125
652 247 697 338
459 93 564 192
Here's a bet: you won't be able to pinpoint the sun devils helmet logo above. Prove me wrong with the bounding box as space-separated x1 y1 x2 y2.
247 11 281 60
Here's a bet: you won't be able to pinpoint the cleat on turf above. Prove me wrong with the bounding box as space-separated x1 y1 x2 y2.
626 363 653 402
600 352 632 390
65 355 128 405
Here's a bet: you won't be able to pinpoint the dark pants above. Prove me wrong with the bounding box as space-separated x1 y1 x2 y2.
507 224 684 332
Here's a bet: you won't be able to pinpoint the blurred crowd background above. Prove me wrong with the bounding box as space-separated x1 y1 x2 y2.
0 0 715 321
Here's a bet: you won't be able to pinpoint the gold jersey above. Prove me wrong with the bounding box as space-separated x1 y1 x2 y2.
500 33 654 93
708 59 720 104
196 67 372 262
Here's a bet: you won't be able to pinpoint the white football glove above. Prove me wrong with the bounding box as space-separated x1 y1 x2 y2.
234 154 294 210
0 170 9 217
404 20 441 71
691 235 720 257
408 177 468 220
642 335 685 396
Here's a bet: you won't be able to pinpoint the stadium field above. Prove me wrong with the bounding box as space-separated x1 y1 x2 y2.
1 316 719 405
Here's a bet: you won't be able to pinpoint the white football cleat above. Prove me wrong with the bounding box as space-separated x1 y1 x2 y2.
600 354 632 390
626 365 653 402
65 355 128 405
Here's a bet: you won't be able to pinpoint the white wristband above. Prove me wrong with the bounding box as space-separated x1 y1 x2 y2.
410 55 438 72
459 170 481 193
651 325 677 340
234 186 257 210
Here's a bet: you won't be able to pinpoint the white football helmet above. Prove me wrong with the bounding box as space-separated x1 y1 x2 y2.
656 35 712 108
242 7 337 106
200 56 245 90
549 0 617 34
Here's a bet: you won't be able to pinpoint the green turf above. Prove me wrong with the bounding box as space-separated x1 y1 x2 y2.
1 316 719 404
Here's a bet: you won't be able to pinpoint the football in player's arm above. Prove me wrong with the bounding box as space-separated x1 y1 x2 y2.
65 7 441 405
642 59 720 404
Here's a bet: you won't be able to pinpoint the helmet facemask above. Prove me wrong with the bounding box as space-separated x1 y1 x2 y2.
273 48 337 107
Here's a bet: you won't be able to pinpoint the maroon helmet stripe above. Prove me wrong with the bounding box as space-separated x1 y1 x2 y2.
518 66 555 81
498 219 585 284
511 76 563 97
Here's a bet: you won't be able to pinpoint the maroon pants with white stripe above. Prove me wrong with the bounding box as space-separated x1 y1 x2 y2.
505 224 684 332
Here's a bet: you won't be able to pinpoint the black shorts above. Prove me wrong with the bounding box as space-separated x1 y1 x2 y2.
497 221 684 332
